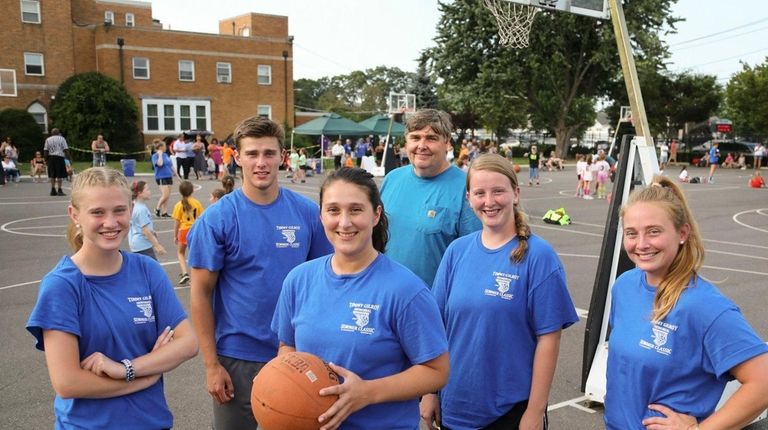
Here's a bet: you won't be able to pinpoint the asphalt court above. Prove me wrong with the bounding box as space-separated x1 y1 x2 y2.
1 165 766 429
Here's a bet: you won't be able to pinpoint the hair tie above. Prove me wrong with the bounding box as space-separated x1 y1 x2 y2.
651 182 663 188
518 235 528 241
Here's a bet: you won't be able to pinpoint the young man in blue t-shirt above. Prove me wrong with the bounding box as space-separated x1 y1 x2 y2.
188 117 332 430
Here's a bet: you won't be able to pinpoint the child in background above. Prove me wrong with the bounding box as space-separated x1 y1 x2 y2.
172 181 203 285
64 158 73 182
210 188 225 203
575 154 586 198
582 154 594 199
130 181 166 260
221 175 235 194
750 171 766 188
31 151 46 182
222 141 236 176
678 165 690 183
595 153 611 199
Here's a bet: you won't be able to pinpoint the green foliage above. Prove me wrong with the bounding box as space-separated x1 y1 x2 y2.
50 72 139 159
725 59 768 136
295 67 417 119
0 109 44 161
430 0 680 156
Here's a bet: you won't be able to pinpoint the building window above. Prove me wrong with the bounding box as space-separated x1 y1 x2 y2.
104 11 114 25
24 53 44 76
196 106 207 129
180 105 191 130
142 99 211 133
239 26 250 37
27 102 48 133
133 57 149 79
163 105 176 130
125 13 134 27
179 60 195 82
146 104 158 130
257 105 271 119
216 62 231 83
21 0 41 24
257 65 271 85
0 69 18 97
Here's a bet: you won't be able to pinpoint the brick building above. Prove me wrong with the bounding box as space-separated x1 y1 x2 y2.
0 0 294 146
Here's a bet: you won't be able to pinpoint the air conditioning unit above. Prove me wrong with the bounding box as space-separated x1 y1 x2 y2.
218 75 231 83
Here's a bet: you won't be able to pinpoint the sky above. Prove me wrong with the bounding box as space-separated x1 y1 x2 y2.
148 0 767 84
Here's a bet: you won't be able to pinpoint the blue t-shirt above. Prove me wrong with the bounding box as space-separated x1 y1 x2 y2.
129 200 154 252
381 165 481 287
187 188 332 362
355 141 368 158
26 252 187 430
272 254 448 430
708 146 720 164
605 269 768 429
151 152 173 179
432 232 578 429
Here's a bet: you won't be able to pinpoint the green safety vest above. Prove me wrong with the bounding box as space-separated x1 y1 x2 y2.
543 208 571 225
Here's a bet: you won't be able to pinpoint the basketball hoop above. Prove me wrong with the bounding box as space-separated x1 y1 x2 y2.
483 0 539 49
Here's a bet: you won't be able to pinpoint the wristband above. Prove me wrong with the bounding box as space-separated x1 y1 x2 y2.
121 358 135 382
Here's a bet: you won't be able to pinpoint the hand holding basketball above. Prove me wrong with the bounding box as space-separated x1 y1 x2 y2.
318 362 371 430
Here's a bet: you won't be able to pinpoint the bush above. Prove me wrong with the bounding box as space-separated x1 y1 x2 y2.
0 109 44 162
50 72 140 160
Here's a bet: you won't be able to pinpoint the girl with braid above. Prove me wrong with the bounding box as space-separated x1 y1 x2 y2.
422 153 578 430
605 176 768 429
172 180 203 285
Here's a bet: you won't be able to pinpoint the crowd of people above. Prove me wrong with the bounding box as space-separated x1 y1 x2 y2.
17 112 768 429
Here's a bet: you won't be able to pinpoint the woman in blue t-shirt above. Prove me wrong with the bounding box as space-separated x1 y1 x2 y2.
605 176 768 429
26 167 198 429
272 168 449 430
424 153 578 430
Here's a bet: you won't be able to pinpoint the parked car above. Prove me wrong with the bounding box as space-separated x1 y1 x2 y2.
691 140 756 167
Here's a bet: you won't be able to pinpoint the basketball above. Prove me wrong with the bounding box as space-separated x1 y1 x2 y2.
513 164 521 174
251 352 340 430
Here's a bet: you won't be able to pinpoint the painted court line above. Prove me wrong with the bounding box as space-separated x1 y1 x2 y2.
0 261 180 292
548 395 596 413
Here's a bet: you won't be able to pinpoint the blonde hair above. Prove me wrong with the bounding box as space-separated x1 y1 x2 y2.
621 175 705 321
467 153 530 263
67 167 131 252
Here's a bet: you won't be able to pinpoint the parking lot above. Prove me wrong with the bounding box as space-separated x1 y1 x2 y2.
1 164 766 429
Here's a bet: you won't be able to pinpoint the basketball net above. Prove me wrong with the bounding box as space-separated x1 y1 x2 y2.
483 0 539 49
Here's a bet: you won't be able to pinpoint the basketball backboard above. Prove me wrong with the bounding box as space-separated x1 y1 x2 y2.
387 92 416 115
506 0 610 20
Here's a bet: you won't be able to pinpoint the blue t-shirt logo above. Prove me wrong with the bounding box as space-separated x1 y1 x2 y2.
483 271 517 300
276 225 301 248
341 302 379 335
128 295 155 324
638 321 677 356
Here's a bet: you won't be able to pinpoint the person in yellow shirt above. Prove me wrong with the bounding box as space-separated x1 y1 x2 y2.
172 181 204 285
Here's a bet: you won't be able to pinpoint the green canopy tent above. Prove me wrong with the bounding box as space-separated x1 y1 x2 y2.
291 113 371 173
357 114 405 136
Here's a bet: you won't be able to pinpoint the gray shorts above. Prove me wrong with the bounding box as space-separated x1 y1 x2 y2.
212 355 267 430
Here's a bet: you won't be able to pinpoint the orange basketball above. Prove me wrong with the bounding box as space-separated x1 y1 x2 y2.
513 164 521 174
251 352 340 430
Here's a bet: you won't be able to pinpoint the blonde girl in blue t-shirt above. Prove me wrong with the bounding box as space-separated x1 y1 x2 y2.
26 167 198 429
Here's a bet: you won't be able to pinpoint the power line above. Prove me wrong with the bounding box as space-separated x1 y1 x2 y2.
670 16 768 47
671 25 768 52
684 47 768 69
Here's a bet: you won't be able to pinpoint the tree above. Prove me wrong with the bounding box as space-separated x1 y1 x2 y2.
0 109 44 161
667 72 722 136
430 0 680 156
725 59 768 137
410 52 439 110
49 72 139 158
